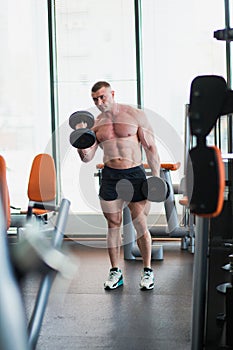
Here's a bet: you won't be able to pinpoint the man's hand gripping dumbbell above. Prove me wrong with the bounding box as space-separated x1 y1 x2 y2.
69 110 98 162
69 110 97 149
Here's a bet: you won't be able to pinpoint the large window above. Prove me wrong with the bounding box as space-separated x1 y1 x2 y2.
141 0 227 174
55 0 137 213
0 1 51 208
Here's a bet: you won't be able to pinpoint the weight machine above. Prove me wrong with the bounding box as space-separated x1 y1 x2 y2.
189 1 233 347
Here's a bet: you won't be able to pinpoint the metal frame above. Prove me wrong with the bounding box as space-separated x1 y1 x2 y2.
191 217 209 350
0 198 70 350
134 0 144 109
191 3 233 346
224 0 233 197
47 0 61 203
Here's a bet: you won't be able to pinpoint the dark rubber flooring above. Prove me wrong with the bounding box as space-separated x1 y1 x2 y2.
23 241 194 350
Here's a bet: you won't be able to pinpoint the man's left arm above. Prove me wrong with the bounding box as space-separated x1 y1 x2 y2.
143 141 160 177
137 111 160 177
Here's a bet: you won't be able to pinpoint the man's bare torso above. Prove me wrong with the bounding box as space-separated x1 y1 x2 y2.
93 104 142 169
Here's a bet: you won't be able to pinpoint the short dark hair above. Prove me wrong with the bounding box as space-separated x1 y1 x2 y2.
91 81 111 93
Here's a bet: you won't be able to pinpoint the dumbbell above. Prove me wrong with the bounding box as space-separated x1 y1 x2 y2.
69 110 96 149
141 176 170 202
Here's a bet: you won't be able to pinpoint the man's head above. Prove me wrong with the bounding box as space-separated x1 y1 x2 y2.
91 81 115 112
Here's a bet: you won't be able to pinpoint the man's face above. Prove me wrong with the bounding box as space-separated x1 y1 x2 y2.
91 86 114 113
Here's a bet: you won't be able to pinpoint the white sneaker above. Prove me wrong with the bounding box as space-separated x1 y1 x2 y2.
140 269 154 290
104 268 123 290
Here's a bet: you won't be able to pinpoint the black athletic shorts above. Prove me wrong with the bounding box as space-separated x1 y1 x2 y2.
99 165 147 202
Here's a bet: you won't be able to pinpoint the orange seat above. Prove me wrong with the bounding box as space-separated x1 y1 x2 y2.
28 153 56 202
0 153 56 236
18 153 56 217
26 153 56 216
144 162 181 171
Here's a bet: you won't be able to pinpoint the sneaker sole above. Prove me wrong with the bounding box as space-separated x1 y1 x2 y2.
140 284 154 291
104 279 124 290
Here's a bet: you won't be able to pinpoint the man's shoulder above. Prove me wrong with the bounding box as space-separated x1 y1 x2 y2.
121 104 143 117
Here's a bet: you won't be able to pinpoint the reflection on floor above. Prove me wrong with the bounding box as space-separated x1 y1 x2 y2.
23 240 194 350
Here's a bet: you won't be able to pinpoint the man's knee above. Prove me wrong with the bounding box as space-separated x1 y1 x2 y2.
105 213 122 228
136 228 151 241
132 213 148 232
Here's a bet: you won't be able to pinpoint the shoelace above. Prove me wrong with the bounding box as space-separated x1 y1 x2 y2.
109 271 120 281
142 272 152 280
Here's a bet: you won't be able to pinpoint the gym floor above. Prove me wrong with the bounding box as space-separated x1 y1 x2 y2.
22 240 194 350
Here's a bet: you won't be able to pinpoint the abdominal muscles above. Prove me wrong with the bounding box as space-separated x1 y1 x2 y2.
102 136 142 169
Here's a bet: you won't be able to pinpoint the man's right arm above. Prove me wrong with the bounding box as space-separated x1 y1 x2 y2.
77 141 98 162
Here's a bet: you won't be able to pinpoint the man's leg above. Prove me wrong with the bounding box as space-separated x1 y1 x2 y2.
137 231 152 268
128 200 152 267
100 199 124 289
128 200 154 290
105 212 122 268
100 199 124 267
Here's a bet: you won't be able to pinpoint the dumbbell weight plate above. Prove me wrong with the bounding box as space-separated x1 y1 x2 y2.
141 176 170 202
69 110 95 129
70 128 96 149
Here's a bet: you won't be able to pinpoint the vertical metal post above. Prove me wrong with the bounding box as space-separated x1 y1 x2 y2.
47 0 61 203
191 217 209 350
224 0 233 202
184 104 191 170
134 0 144 109
124 1 145 260
224 0 232 89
